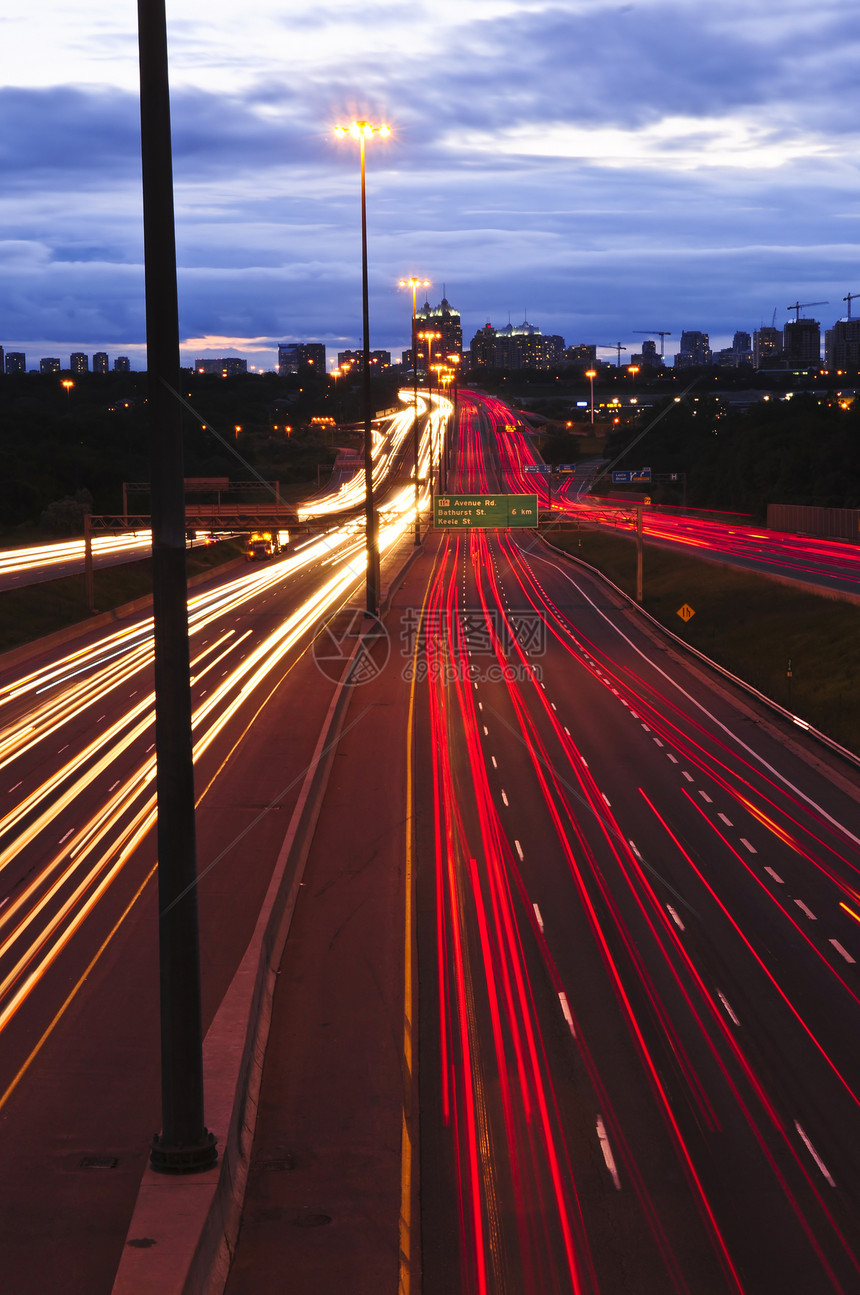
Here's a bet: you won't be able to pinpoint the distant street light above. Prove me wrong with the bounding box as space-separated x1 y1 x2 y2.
399 276 430 544
585 368 597 425
334 119 390 614
62 379 74 406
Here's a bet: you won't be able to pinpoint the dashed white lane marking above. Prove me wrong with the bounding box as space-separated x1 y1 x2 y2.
699 790 713 803
146 744 155 753
601 793 611 808
59 828 74 845
559 992 576 1037
628 840 642 860
740 838 757 854
109 780 120 791
551 702 557 711
596 1115 621 1190
8 782 22 793
58 744 69 754
515 840 524 861
830 940 855 964
501 789 509 806
641 723 651 733
532 901 544 932
717 991 740 1026
653 737 664 748
667 754 678 764
581 756 589 768
483 725 489 736
795 1122 835 1187
478 701 483 710
491 755 497 768
667 905 685 931
718 813 733 826
794 900 817 921
564 726 571 736
682 771 694 782
765 867 784 884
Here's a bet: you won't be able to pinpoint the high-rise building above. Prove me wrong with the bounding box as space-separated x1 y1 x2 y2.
40 358 61 374
0 346 4 373
278 342 326 375
733 331 753 364
5 352 26 374
416 295 463 361
753 327 782 367
469 324 497 370
70 352 89 374
194 357 248 376
565 344 598 366
824 317 860 370
468 318 564 371
92 351 109 374
336 349 390 373
114 356 130 373
674 331 711 368
783 318 820 366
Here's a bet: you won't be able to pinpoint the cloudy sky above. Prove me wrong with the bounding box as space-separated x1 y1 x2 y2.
1 0 858 369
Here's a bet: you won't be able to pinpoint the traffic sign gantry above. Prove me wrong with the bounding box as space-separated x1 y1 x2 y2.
523 463 551 475
433 493 539 529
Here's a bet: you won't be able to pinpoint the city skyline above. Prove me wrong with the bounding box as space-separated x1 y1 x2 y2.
1 2 858 367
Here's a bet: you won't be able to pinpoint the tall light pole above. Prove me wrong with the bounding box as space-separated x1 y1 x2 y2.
585 368 597 426
417 328 441 490
399 276 430 544
335 119 390 615
138 0 216 1175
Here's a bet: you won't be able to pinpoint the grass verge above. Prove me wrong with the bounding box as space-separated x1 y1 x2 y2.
0 538 246 654
545 525 860 757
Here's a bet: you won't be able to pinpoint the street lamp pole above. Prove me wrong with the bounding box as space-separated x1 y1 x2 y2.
335 120 389 615
586 368 597 426
417 329 441 490
399 276 429 544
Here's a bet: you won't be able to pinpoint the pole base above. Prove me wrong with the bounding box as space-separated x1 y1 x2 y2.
150 1128 218 1175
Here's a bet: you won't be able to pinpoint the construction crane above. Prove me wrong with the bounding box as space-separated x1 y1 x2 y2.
598 342 628 367
633 330 671 356
843 292 860 319
786 300 828 322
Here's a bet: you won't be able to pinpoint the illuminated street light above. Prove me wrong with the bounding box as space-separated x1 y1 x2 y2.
399 276 430 544
61 379 74 406
585 369 597 425
334 118 390 615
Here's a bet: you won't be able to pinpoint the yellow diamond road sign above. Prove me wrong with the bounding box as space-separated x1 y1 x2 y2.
677 603 695 622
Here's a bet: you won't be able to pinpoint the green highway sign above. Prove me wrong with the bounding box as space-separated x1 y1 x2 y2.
433 493 539 529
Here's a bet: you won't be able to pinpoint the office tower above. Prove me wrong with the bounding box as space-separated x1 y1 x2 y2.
674 331 711 367
783 318 820 366
278 342 326 375
753 327 782 367
824 317 860 369
194 357 248 375
416 295 463 360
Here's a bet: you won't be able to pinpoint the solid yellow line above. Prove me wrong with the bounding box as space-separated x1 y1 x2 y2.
399 556 435 1295
0 862 158 1116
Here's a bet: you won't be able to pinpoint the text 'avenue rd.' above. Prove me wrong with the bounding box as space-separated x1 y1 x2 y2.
433 493 539 529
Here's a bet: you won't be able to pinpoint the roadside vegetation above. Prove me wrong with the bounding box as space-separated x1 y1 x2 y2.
546 525 860 756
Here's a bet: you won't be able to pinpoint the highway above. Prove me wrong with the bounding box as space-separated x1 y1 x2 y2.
480 391 860 599
1 384 858 1293
414 393 860 1293
0 390 445 1292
